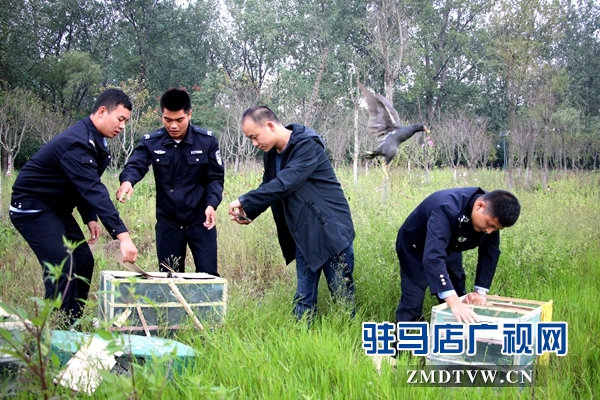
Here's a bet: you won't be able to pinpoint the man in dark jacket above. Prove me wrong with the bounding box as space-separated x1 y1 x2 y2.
395 187 520 324
117 89 224 275
228 106 355 321
10 88 139 324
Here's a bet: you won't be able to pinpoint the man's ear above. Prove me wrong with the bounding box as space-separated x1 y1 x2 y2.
474 199 486 212
95 105 107 118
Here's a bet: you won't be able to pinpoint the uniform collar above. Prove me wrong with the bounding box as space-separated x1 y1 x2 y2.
458 191 484 229
161 125 194 146
83 116 109 153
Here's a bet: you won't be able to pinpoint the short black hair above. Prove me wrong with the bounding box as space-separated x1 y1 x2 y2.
92 88 132 113
242 105 281 125
483 190 521 227
160 89 192 113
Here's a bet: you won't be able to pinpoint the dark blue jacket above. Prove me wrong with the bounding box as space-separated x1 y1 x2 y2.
11 117 127 239
398 187 500 294
241 124 355 272
119 124 224 224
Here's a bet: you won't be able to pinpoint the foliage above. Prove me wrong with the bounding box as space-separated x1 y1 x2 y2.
1 0 599 172
0 238 82 399
1 168 599 398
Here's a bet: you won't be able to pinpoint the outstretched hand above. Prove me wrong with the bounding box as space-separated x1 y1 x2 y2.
204 205 216 230
228 199 252 225
116 181 134 203
445 294 481 323
116 232 138 263
464 292 487 306
87 221 100 245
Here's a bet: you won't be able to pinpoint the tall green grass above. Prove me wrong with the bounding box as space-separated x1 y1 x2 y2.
0 167 598 399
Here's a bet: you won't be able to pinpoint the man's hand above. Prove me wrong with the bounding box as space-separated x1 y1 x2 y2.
445 294 480 323
228 199 252 225
204 205 216 230
116 232 138 263
464 292 487 306
87 221 100 245
116 181 134 203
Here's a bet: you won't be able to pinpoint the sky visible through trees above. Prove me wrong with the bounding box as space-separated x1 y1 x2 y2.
0 0 599 176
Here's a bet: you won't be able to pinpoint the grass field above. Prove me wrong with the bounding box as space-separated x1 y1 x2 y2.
0 166 599 399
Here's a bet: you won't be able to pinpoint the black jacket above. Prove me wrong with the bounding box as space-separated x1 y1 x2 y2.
11 117 127 239
241 124 355 272
119 124 224 224
398 187 500 294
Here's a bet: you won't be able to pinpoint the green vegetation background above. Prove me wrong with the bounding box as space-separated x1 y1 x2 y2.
0 167 598 399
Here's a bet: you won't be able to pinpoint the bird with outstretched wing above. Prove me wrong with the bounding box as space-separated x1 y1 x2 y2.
359 82 428 179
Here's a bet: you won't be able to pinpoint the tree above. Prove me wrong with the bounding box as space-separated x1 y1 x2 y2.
108 0 217 94
433 113 468 175
0 89 41 175
552 107 581 172
405 0 492 120
485 0 561 186
43 51 103 115
0 0 40 89
527 66 569 188
18 0 116 111
366 0 410 102
558 0 600 120
38 106 71 144
106 79 157 169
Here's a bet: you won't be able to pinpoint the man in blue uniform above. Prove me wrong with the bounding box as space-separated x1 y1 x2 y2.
228 106 355 321
395 188 520 324
117 89 224 275
10 88 139 324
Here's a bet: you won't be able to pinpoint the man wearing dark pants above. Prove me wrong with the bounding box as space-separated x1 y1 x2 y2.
228 106 355 321
10 88 139 324
395 188 521 324
117 89 224 275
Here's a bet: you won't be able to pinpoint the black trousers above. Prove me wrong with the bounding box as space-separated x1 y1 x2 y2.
394 233 466 323
156 219 218 276
10 208 94 323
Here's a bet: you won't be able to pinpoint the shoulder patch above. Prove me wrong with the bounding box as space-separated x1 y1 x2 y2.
192 125 214 137
143 129 163 140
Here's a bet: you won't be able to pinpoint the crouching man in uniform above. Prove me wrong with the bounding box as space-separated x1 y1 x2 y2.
395 188 521 324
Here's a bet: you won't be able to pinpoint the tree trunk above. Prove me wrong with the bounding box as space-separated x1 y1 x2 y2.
0 147 6 172
507 105 516 190
5 152 13 176
234 153 240 175
542 126 549 190
353 101 359 185
563 135 567 174
304 46 329 127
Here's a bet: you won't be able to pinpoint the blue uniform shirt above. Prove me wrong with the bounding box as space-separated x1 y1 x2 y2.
119 124 224 224
11 117 128 239
398 187 501 295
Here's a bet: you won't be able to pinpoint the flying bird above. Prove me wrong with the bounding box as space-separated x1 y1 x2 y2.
359 82 428 179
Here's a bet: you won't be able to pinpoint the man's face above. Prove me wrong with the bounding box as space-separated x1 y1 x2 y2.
96 105 131 139
162 109 191 141
471 200 503 234
242 118 275 151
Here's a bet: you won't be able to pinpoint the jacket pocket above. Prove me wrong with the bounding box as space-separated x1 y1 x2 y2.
151 156 170 166
80 155 98 167
187 155 208 165
304 196 326 225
